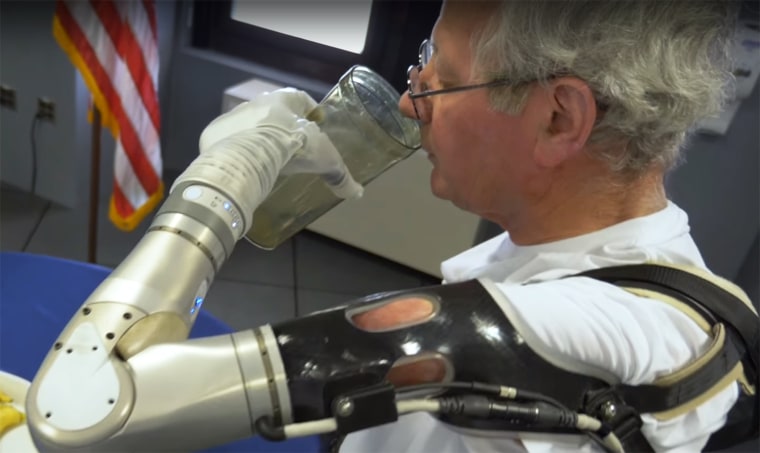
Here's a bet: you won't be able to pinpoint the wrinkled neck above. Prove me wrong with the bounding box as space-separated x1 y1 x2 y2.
497 167 668 246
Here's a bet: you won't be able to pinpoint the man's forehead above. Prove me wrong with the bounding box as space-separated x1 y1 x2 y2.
440 0 499 24
435 0 498 47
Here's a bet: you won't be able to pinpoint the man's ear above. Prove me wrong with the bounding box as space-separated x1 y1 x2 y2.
534 77 597 168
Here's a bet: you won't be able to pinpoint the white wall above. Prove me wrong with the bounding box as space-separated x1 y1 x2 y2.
0 1 87 207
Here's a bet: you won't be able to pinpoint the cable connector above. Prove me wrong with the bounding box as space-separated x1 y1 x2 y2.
332 382 398 435
255 415 286 441
437 395 577 428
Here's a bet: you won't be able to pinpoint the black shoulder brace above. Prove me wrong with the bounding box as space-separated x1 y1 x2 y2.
268 264 757 452
576 263 759 451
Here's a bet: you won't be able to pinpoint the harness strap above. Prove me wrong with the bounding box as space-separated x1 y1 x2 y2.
576 263 759 451
614 324 743 415
577 263 759 380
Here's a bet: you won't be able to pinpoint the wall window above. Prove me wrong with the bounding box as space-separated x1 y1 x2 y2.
191 0 441 92
230 0 373 54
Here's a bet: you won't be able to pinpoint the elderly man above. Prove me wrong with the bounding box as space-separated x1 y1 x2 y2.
333 1 752 452
23 0 757 450
46 0 748 452
167 0 753 451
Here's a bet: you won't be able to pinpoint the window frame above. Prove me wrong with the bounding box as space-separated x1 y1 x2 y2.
190 0 442 93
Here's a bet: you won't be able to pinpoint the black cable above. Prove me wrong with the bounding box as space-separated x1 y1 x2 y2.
437 395 578 428
292 235 300 317
30 114 41 196
512 389 566 411
434 394 618 451
398 381 571 412
21 201 52 252
399 381 621 452
397 381 502 396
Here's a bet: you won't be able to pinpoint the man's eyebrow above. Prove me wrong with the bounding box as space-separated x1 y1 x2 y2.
429 39 458 80
426 35 452 80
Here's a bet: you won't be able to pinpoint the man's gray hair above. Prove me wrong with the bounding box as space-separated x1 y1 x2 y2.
472 1 738 173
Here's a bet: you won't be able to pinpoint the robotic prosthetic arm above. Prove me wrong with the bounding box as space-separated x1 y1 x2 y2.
25 88 363 452
25 89 626 452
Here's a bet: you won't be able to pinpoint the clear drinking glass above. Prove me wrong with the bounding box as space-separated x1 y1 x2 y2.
244 65 421 249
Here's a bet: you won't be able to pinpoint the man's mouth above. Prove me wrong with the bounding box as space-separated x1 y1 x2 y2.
422 141 434 160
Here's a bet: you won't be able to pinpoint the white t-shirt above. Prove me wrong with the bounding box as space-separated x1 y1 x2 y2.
342 201 739 452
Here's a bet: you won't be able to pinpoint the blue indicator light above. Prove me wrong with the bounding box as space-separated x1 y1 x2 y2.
191 297 204 314
223 201 231 211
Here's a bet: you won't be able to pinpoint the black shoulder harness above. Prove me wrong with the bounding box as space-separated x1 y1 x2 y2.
576 263 759 452
269 264 757 452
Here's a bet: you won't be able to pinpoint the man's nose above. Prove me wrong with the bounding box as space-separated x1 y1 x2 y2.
398 90 418 120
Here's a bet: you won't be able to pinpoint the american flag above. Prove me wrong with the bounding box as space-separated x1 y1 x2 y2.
53 0 163 231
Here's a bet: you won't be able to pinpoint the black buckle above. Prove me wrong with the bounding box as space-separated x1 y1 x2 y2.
332 382 398 435
583 387 649 448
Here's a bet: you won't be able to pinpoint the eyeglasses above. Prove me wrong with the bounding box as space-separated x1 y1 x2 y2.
407 39 515 122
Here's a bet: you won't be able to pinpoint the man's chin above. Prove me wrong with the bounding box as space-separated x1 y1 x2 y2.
429 178 450 202
431 181 470 211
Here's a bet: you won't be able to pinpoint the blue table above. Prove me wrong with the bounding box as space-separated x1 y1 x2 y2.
0 252 320 452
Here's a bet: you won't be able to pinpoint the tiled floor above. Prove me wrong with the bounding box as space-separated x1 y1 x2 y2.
0 177 441 331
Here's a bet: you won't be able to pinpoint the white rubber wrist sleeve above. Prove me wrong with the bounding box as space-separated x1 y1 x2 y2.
171 125 303 236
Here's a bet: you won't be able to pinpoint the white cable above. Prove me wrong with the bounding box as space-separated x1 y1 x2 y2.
575 414 625 453
576 414 602 431
602 432 625 453
396 399 441 415
283 417 338 438
279 398 624 453
279 399 440 439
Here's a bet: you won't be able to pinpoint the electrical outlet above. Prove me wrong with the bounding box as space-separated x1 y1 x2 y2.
0 85 16 110
37 97 55 122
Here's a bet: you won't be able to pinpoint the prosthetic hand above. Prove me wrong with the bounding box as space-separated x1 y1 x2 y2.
174 87 362 232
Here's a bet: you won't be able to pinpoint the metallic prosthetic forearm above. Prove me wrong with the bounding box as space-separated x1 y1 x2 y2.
26 180 250 451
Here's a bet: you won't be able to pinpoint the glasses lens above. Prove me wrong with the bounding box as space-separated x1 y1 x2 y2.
407 66 428 122
419 39 433 69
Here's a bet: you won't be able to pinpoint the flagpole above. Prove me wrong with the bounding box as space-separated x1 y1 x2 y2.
88 106 101 264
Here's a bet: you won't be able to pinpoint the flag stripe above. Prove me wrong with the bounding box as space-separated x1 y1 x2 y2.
112 175 135 218
142 0 158 43
115 140 149 208
65 1 161 195
54 0 163 231
109 177 163 231
54 1 120 136
69 2 162 179
117 1 159 89
90 0 160 132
